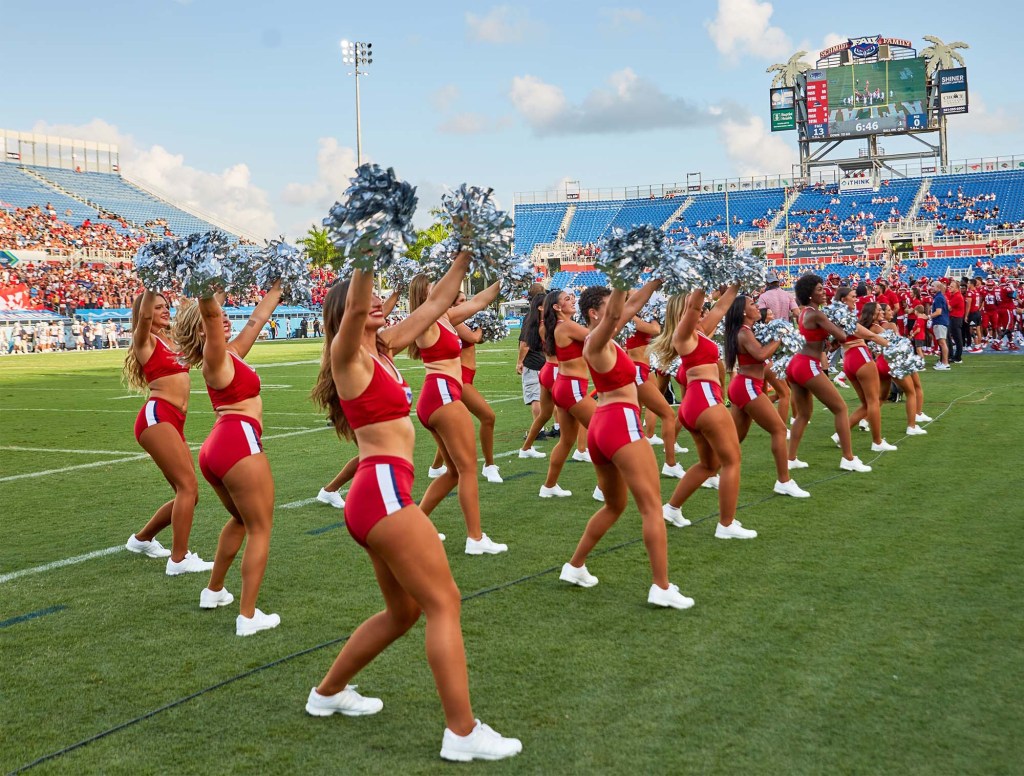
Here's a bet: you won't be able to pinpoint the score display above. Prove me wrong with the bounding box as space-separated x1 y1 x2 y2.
804 57 930 139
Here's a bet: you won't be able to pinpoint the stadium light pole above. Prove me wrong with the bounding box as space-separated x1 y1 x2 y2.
340 39 373 166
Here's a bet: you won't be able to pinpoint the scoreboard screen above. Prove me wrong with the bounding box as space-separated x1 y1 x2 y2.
804 57 930 139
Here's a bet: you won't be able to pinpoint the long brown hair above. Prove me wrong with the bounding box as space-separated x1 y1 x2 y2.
171 300 205 367
122 292 167 392
405 273 432 361
649 293 687 368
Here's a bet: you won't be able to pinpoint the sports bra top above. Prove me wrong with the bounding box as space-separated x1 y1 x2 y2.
679 331 721 371
142 337 189 383
207 352 261 409
587 340 637 393
624 330 651 350
736 326 762 366
798 308 829 342
419 319 462 362
554 321 585 361
339 352 413 430
458 331 476 353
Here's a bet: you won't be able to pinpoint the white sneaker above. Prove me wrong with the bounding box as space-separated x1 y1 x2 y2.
199 587 234 609
518 447 545 459
916 412 933 423
661 462 685 479
165 551 214 576
125 534 171 558
858 419 870 431
647 583 695 610
440 719 522 762
906 425 928 436
316 488 345 509
593 486 605 502
427 465 447 479
662 503 691 527
933 363 951 371
871 439 898 452
787 458 809 469
539 483 572 498
700 475 720 490
647 434 664 446
674 442 689 454
481 464 503 483
572 449 592 463
305 685 383 717
236 608 281 636
715 520 758 539
774 479 810 498
839 456 872 473
465 534 508 555
831 432 841 447
834 375 849 388
559 562 599 587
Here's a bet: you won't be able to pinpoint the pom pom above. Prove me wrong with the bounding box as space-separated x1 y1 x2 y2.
822 302 859 337
243 238 312 306
464 309 509 343
656 241 704 295
671 236 768 294
382 255 420 293
323 163 418 271
882 333 923 379
134 238 181 291
753 319 806 362
418 236 460 281
637 295 666 324
176 231 235 298
616 319 635 345
488 253 534 300
771 354 793 379
596 225 666 290
649 349 681 377
440 184 513 270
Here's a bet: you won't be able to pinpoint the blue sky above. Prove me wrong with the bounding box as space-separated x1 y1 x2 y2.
3 0 1021 239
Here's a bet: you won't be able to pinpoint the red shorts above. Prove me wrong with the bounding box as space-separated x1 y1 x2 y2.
727 375 764 410
552 374 588 410
460 365 476 385
539 362 558 391
134 398 186 444
416 373 462 429
842 345 874 377
199 415 263 487
678 380 723 433
997 309 1014 330
345 456 415 547
587 403 645 466
633 361 650 386
876 355 890 379
786 353 824 386
982 311 996 330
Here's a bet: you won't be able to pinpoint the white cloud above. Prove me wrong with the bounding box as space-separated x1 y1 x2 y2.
431 84 460 112
706 0 793 61
600 8 651 28
30 119 276 238
280 137 358 210
438 113 513 134
720 114 798 176
510 69 715 136
957 95 1022 136
466 6 540 44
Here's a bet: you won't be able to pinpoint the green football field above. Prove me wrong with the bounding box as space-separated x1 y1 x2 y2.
827 59 926 108
1 341 1022 774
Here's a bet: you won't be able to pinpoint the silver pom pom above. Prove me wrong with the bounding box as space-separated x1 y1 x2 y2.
134 238 181 291
419 236 460 280
383 255 420 293
440 184 513 270
684 236 768 293
771 354 793 379
596 225 665 290
753 319 806 361
464 309 509 342
177 231 235 298
638 296 666 324
488 253 534 300
882 333 923 379
245 237 312 306
657 241 704 295
822 302 859 337
649 349 681 377
324 163 418 271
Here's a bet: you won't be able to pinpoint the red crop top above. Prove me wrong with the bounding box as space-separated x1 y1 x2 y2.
207 352 261 409
339 353 413 430
736 325 762 366
420 320 462 362
587 341 638 393
624 330 651 350
142 337 189 383
679 332 721 371
798 308 829 342
554 321 585 361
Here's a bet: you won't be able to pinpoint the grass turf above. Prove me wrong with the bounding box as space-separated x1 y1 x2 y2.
1 342 1022 774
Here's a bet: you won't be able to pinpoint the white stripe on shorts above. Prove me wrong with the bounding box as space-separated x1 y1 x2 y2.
375 463 402 515
241 421 261 455
438 377 454 405
571 380 584 403
635 365 644 386
745 378 758 402
809 359 821 377
145 400 158 427
623 407 643 443
701 381 717 407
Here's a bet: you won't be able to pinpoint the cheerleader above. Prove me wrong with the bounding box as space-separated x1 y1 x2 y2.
786 274 872 472
659 286 757 538
834 287 897 452
409 276 506 554
559 285 693 609
864 303 929 435
722 295 809 498
173 281 284 635
123 291 209 573
307 258 521 762
519 292 553 459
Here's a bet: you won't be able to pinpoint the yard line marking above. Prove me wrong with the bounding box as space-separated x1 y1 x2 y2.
281 497 320 509
0 446 137 456
0 605 67 629
0 547 123 584
251 360 319 368
0 454 150 483
267 426 315 431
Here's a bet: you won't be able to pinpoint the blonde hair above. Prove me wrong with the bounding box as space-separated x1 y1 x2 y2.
405 274 431 361
171 300 205 368
122 292 167 392
649 293 687 368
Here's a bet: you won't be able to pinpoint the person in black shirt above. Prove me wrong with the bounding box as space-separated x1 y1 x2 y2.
517 285 549 451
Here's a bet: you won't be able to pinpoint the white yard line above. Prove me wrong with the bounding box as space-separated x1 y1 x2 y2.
0 446 136 456
281 497 320 509
0 546 126 584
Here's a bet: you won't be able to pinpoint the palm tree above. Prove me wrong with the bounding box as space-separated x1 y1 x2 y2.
766 52 812 87
921 36 969 74
296 226 340 269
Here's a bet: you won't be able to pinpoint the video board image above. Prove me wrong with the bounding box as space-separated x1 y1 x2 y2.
805 57 929 139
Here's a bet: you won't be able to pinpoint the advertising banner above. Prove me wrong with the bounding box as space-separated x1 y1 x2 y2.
786 241 868 260
938 67 968 115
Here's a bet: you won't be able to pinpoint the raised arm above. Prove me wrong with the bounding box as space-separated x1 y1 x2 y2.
736 327 780 362
230 279 282 358
199 295 232 385
381 290 400 319
617 278 663 327
382 252 471 353
334 268 375 366
132 291 158 354
673 290 706 355
853 322 888 346
699 283 739 335
633 318 661 336
587 288 625 350
455 321 483 344
449 281 500 325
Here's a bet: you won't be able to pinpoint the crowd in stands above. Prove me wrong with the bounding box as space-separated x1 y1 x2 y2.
0 205 150 253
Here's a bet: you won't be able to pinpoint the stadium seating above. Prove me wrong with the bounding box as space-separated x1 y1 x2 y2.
0 165 102 228
513 203 567 255
668 190 785 238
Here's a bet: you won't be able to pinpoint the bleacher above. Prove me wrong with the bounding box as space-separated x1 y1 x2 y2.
668 190 785 238
512 203 567 255
927 170 1024 235
0 165 102 228
785 179 923 242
